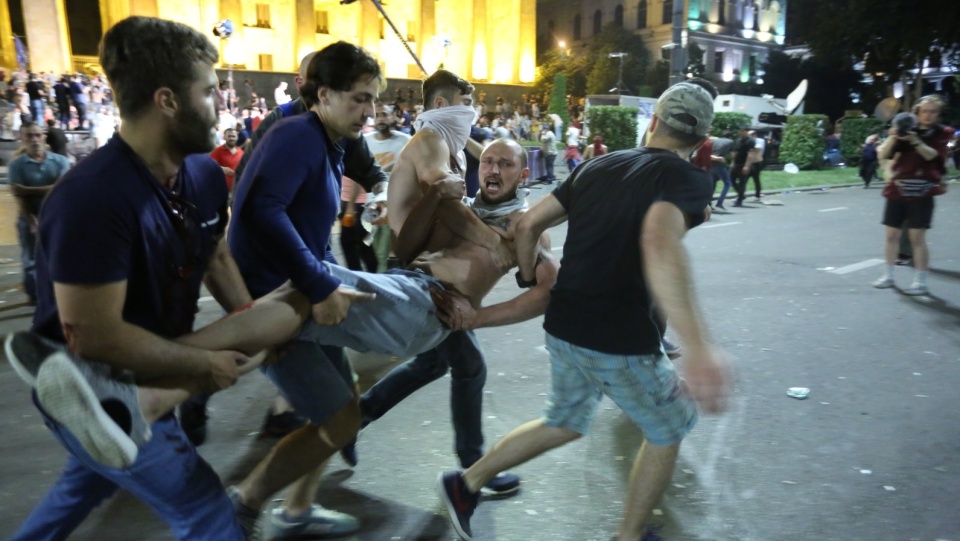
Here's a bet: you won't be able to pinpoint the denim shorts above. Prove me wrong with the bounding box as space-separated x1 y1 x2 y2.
542 333 698 446
302 264 450 358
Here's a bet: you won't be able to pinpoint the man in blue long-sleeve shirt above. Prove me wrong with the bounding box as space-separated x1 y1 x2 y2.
225 42 383 538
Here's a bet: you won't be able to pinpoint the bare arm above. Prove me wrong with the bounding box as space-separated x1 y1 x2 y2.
515 194 567 282
202 236 254 312
641 201 728 412
55 281 245 393
476 239 558 328
465 138 485 160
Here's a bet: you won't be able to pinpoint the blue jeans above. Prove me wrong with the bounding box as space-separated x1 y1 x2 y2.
710 164 732 207
30 99 44 122
12 396 243 541
16 215 37 301
361 330 487 467
543 153 556 182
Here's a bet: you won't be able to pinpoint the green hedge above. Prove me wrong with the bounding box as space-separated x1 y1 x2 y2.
839 118 884 166
710 112 752 138
780 114 829 170
548 74 571 131
585 106 638 151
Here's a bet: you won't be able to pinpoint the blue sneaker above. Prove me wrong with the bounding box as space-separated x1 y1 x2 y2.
480 472 520 496
438 470 480 540
261 504 359 539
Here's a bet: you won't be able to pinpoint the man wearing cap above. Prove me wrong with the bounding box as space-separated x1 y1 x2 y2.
438 82 730 541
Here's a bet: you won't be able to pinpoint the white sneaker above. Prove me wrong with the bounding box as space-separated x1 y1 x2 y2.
872 277 895 289
902 283 929 296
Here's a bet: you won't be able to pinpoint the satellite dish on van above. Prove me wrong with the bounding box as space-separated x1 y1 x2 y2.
873 97 901 121
785 79 807 114
767 79 807 115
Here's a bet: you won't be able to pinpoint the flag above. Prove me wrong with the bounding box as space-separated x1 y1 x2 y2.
13 35 28 71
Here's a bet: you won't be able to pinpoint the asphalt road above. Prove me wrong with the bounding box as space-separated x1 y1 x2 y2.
1 179 959 541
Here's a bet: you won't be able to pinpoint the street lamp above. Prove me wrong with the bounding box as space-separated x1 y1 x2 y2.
609 52 628 94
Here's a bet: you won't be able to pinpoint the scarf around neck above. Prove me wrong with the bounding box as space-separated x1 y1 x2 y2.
466 188 531 225
413 105 476 172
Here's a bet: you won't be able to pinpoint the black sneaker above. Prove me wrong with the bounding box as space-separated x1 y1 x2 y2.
437 470 479 540
480 472 520 496
261 410 308 438
340 437 358 467
178 400 208 447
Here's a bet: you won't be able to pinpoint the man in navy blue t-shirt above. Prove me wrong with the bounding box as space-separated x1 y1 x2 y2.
2 17 298 541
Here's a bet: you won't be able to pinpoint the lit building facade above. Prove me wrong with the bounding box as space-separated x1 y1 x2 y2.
0 0 537 85
537 0 787 85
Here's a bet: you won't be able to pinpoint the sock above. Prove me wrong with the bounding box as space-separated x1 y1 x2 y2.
884 265 895 280
914 270 928 286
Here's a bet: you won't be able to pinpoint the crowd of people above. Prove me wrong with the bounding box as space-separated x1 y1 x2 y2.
5 13 956 541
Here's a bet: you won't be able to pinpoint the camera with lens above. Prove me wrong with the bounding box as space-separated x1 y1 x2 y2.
892 112 918 137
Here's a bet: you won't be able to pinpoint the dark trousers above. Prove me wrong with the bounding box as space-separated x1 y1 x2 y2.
74 103 86 129
542 153 556 182
748 163 762 198
732 163 749 203
860 160 879 186
360 330 486 467
339 201 378 272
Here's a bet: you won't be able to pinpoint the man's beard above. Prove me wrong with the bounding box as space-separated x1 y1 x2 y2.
479 176 519 205
376 123 391 135
172 105 216 155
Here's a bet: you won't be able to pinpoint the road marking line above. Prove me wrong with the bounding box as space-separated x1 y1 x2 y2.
828 258 885 275
700 221 742 229
818 207 848 213
199 296 215 303
551 246 563 252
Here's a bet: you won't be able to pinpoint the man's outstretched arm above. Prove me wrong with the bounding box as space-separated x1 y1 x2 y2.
641 201 729 413
515 194 567 282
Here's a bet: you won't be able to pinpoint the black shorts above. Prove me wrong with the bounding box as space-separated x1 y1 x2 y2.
882 197 935 229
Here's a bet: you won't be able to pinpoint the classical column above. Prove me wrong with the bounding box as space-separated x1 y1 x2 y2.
360 0 380 55
470 0 487 80
0 0 15 72
420 0 435 71
98 0 130 33
294 0 316 68
23 0 72 74
517 0 536 83
130 0 158 16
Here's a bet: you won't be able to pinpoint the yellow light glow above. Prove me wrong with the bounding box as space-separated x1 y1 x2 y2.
756 31 772 42
519 52 535 83
706 24 721 33
558 40 566 48
473 43 488 80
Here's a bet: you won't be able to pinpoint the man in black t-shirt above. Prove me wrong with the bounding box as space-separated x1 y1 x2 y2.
731 126 759 207
25 73 46 122
439 82 730 541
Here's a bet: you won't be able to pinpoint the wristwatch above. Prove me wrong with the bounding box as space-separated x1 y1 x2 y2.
515 270 537 288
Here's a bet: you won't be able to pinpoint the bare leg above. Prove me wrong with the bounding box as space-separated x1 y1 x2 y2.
618 440 681 540
234 398 360 510
179 283 310 354
883 226 902 266
462 420 581 493
284 459 329 516
908 228 928 271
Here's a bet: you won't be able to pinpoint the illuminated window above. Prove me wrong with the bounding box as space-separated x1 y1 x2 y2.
614 4 624 27
259 54 273 71
573 14 581 40
662 0 673 25
593 9 602 35
316 11 329 34
637 0 647 29
255 4 271 28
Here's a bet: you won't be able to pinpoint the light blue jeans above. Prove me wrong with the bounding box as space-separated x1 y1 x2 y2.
305 264 450 358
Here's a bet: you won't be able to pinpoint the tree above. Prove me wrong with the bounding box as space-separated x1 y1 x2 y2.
584 23 651 95
548 73 571 129
795 0 960 106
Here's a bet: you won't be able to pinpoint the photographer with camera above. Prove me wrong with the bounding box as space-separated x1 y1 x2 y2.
872 95 955 296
